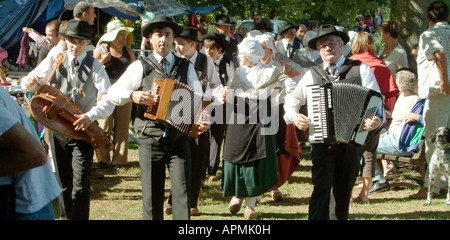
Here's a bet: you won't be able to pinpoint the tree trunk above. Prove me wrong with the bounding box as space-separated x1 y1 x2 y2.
396 0 433 73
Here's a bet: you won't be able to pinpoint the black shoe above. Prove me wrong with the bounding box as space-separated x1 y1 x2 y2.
369 179 390 193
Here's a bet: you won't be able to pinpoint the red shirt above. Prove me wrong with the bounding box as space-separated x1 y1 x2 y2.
349 51 399 112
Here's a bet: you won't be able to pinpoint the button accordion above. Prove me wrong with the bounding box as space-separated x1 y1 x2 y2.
144 78 210 138
306 82 382 146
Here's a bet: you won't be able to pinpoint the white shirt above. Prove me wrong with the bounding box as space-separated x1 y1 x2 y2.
377 43 408 76
385 93 420 136
282 38 294 52
186 51 222 92
283 55 381 124
226 61 286 103
417 21 450 98
214 54 235 82
265 59 297 104
107 51 202 106
21 50 114 122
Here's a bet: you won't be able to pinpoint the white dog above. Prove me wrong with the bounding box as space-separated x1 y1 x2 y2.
424 127 450 206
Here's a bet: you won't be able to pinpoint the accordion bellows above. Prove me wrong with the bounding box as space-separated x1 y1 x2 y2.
144 78 207 138
307 82 383 146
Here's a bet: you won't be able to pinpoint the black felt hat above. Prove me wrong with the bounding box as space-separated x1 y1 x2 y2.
63 19 91 40
142 16 182 37
254 22 271 31
177 26 201 42
200 32 229 52
308 24 350 50
214 14 232 26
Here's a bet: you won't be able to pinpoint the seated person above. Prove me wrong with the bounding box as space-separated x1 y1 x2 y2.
371 68 425 192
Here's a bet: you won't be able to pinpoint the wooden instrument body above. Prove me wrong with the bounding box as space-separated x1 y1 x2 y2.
144 78 211 138
29 84 113 151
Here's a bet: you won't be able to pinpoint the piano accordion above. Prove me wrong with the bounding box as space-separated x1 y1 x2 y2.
144 78 209 138
306 82 382 146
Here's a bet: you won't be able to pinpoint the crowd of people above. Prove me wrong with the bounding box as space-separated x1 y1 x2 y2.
1 1 450 220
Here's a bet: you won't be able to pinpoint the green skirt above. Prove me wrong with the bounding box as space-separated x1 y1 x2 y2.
222 134 278 198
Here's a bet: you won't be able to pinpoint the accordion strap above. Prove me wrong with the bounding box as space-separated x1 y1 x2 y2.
141 55 185 80
141 57 167 78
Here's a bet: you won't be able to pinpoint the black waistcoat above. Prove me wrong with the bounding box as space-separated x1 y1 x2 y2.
310 59 362 85
134 53 190 141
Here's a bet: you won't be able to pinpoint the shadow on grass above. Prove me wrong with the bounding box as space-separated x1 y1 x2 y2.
199 211 308 220
286 175 312 185
351 211 450 220
264 195 311 206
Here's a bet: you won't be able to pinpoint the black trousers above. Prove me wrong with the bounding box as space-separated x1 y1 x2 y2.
0 184 15 220
168 131 210 209
50 132 94 220
308 143 363 220
137 135 191 220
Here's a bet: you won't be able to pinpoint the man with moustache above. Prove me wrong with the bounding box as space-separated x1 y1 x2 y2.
284 24 383 220
107 16 208 220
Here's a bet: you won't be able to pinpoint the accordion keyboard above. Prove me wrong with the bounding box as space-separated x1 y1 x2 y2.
306 82 382 146
308 84 329 143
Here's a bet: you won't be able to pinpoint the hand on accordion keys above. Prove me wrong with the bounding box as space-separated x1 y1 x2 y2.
192 109 210 136
217 85 230 100
131 90 158 106
292 113 311 131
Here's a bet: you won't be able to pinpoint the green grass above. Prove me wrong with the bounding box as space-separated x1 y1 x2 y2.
59 143 450 220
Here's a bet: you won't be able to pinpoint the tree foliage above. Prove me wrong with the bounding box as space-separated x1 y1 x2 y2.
179 0 383 27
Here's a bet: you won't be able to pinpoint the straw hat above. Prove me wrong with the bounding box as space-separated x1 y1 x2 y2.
98 20 133 44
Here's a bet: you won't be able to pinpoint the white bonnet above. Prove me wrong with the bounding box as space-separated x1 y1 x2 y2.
303 30 317 48
256 33 275 51
246 30 262 38
347 30 357 44
238 37 265 64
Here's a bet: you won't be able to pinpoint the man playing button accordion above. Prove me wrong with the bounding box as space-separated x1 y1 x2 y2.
107 16 211 220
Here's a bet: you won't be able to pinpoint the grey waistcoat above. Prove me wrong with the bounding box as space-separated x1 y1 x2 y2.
52 53 97 113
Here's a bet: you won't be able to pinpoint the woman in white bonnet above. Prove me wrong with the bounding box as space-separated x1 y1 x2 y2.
255 33 301 202
222 37 279 219
298 30 321 63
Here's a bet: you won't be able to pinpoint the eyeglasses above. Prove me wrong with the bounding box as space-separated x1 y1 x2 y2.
317 39 340 50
